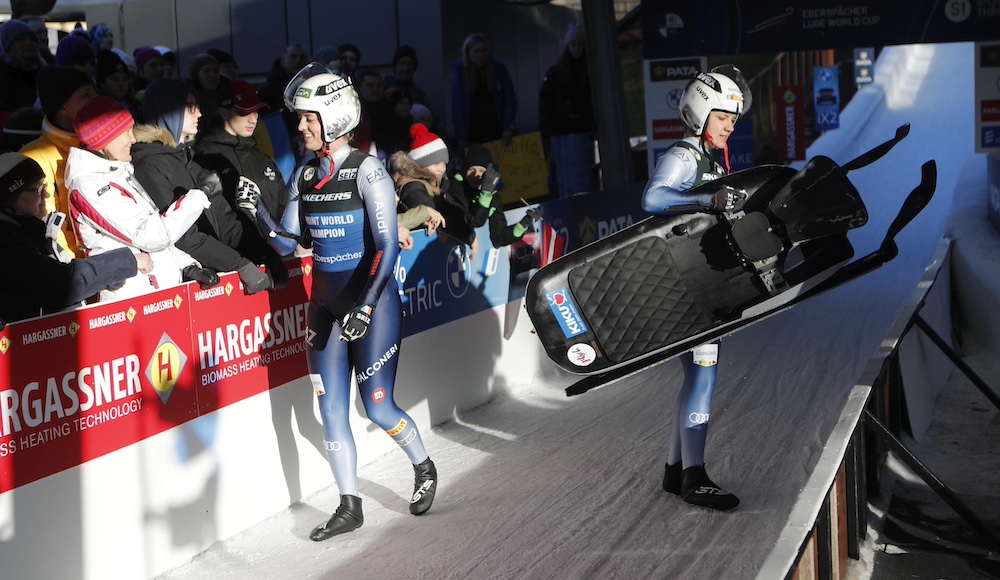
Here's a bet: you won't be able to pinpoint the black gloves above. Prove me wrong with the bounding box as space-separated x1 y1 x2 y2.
196 170 223 199
518 206 543 229
340 305 373 342
182 264 221 289
711 185 748 213
263 249 289 289
480 163 501 193
236 259 272 295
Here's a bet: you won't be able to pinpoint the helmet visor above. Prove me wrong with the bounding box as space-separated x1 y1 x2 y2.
282 62 339 111
711 64 752 115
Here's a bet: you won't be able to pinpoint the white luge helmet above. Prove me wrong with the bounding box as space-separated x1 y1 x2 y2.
283 62 361 143
677 65 752 136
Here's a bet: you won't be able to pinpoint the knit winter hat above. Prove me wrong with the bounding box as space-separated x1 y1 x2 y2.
310 46 339 68
464 144 494 171
411 104 432 127
111 48 136 74
1 107 44 153
36 65 96 121
206 48 235 68
0 153 44 208
95 49 128 84
187 52 218 82
89 24 112 50
407 123 449 168
74 95 134 151
133 45 160 72
0 20 34 53
565 23 585 45
55 34 96 67
393 45 418 69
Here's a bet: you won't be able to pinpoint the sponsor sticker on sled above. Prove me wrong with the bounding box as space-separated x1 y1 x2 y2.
546 288 588 338
567 343 596 366
693 344 718 366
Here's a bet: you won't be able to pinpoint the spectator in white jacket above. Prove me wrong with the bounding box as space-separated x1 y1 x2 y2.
65 95 220 301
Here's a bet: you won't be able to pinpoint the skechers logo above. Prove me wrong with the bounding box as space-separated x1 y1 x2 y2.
546 288 588 338
302 192 352 202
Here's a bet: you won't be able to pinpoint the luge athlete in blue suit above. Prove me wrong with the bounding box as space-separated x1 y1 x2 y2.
640 66 752 511
261 63 437 540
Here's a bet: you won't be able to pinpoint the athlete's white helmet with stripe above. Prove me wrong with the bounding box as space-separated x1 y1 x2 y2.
283 62 361 143
677 65 752 136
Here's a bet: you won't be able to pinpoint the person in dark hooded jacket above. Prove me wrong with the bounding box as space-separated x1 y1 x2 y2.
130 78 286 293
193 80 288 232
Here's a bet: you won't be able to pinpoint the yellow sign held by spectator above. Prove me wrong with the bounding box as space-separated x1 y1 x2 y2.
480 132 549 204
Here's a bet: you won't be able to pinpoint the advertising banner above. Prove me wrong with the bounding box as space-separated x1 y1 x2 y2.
776 85 807 162
814 66 841 132
189 267 312 414
0 286 199 493
643 56 708 174
976 42 1000 154
854 48 875 86
642 0 998 58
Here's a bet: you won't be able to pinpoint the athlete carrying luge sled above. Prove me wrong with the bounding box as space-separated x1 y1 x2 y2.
640 65 752 511
260 63 437 540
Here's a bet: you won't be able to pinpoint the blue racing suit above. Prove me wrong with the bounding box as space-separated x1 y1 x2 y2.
641 134 726 469
266 143 428 496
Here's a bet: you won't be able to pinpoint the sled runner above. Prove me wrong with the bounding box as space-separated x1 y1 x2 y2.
523 125 937 396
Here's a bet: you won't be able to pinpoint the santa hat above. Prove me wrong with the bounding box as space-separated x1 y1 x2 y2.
74 96 134 151
0 153 44 208
407 123 448 168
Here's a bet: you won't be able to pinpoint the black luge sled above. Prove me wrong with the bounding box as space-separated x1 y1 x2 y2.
524 125 937 396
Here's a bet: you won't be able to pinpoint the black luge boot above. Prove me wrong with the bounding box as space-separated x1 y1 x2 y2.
310 494 363 541
662 462 682 495
681 465 740 511
409 458 437 515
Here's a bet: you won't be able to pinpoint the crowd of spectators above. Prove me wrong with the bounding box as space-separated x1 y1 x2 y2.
0 15 592 326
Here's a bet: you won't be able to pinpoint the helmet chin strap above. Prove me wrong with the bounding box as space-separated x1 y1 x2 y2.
702 131 731 174
314 141 334 190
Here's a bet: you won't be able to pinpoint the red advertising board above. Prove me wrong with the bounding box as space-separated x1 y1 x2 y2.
652 119 686 141
0 259 314 494
0 285 198 493
983 99 1000 123
189 263 312 414
776 85 806 162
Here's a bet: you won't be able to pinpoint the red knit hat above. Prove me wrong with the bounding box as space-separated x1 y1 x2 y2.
407 123 449 168
75 96 135 151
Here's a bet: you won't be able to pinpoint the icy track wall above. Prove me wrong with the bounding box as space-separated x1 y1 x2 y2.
0 189 643 580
